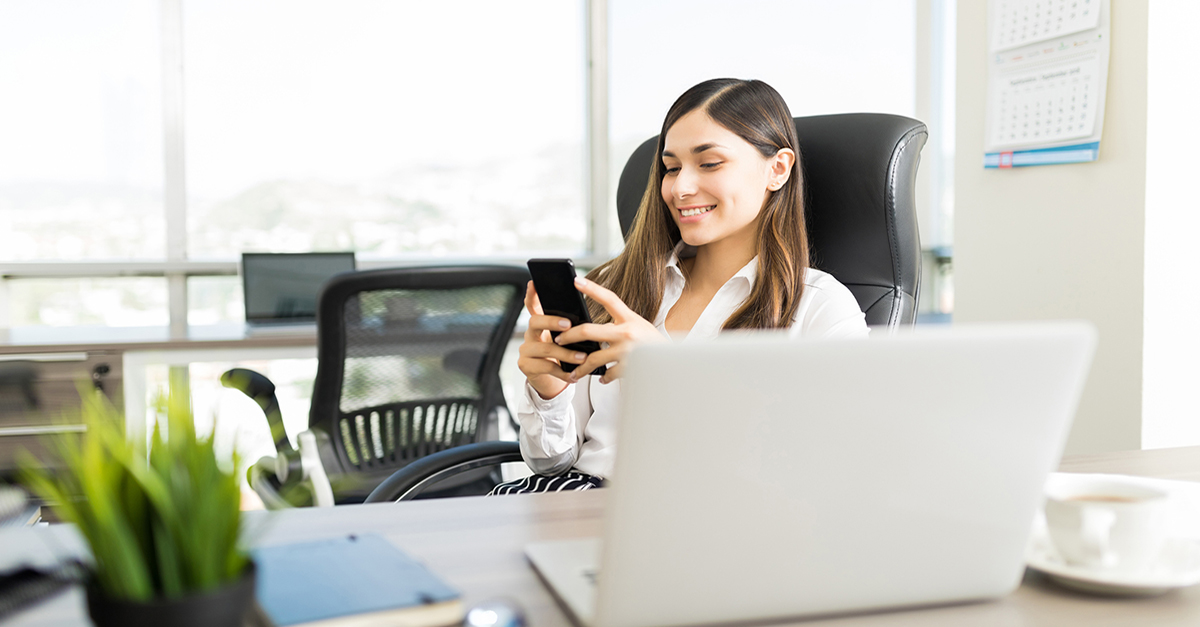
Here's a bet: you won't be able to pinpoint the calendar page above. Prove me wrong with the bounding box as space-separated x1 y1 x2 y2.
990 0 1101 52
989 55 1099 149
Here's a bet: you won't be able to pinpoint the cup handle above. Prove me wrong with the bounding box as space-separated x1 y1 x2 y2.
1080 506 1118 568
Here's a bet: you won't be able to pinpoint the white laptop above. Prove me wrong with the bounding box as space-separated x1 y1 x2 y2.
525 322 1097 627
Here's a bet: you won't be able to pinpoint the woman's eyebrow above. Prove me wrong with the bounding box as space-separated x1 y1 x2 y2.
662 143 726 159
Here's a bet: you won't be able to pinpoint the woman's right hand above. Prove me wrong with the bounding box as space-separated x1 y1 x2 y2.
517 281 584 400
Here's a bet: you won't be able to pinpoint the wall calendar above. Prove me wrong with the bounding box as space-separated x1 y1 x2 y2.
984 0 1110 168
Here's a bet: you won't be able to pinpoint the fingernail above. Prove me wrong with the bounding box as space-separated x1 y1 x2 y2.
558 319 570 328
573 352 586 362
568 372 579 382
574 277 588 286
554 336 565 345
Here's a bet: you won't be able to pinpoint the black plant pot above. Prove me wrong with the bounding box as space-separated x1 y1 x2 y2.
86 562 257 627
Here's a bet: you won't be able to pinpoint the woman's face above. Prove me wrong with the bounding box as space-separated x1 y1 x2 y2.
660 109 788 251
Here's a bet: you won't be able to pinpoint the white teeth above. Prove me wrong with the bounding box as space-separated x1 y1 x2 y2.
681 206 714 217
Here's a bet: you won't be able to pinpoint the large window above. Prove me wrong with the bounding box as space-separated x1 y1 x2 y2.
0 0 165 261
610 0 916 143
183 0 588 260
1 1 949 329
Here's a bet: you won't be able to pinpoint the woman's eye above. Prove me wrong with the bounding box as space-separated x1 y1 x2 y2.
700 161 723 169
663 166 680 174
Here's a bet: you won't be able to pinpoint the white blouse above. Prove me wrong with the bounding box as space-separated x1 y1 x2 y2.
516 248 870 478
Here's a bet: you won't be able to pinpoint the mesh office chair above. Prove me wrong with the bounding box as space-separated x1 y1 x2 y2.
223 265 529 507
365 113 928 503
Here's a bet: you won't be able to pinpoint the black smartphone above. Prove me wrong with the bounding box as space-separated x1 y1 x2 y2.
527 258 606 376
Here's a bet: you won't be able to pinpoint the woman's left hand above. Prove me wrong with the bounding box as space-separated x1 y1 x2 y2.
555 276 666 384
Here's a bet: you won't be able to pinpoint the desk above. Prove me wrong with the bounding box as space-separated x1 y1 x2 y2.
0 325 315 471
8 446 1200 627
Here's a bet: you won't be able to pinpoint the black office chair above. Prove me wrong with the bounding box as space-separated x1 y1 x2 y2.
365 113 928 503
223 265 529 507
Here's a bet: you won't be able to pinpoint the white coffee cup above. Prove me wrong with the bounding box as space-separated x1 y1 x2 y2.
1044 478 1169 574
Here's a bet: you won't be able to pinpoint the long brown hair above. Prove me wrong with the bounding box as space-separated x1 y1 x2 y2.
586 78 809 330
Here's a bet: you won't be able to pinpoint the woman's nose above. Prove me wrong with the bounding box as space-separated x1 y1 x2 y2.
671 167 698 198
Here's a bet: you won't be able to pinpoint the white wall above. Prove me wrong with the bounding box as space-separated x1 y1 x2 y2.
954 2 1149 454
1143 0 1200 449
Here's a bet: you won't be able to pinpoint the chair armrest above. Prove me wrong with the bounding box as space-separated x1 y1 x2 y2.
221 367 302 483
364 441 523 503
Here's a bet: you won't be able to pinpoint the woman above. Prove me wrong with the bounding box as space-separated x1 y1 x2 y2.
493 78 868 494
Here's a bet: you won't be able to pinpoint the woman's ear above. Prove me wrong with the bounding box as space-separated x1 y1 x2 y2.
767 148 796 191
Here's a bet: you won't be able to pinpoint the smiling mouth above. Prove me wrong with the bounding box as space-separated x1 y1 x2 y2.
680 205 715 217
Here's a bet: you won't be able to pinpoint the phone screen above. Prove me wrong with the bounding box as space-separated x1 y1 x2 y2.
527 259 606 376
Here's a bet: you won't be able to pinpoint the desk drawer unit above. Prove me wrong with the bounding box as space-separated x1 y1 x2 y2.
0 351 122 477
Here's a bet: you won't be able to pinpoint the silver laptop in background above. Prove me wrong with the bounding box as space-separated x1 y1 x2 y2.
525 322 1097 627
241 252 355 333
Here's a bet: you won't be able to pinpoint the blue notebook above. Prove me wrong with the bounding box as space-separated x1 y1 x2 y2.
253 534 463 627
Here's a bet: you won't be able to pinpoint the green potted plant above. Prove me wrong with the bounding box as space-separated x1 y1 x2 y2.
21 388 255 627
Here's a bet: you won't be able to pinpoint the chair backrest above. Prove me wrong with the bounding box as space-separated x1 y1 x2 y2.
616 113 927 328
307 265 529 483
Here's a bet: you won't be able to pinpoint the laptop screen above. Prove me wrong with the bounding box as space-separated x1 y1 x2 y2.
242 252 356 323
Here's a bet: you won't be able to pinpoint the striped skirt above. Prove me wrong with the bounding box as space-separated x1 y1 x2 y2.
488 471 605 495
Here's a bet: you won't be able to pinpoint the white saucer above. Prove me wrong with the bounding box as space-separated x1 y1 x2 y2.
1026 531 1200 596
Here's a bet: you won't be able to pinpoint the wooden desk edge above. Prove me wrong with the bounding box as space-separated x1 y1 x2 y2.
1058 446 1200 483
